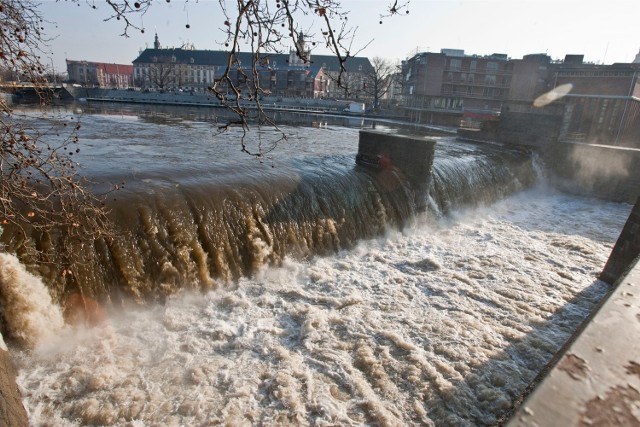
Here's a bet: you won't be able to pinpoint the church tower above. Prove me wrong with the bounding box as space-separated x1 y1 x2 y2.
633 48 640 64
154 32 161 49
289 31 311 67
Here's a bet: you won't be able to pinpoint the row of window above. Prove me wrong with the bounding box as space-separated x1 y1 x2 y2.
558 71 634 77
441 85 503 98
447 59 500 72
445 73 509 85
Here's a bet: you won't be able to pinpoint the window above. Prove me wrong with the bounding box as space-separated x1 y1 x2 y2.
449 59 462 70
470 61 477 71
486 62 498 72
484 74 496 85
190 58 195 64
483 87 495 97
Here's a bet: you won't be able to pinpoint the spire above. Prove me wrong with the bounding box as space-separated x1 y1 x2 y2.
633 48 640 64
297 31 305 52
154 32 161 49
289 31 310 66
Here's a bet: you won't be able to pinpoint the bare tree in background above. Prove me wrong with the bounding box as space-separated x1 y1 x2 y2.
145 58 177 90
362 56 398 111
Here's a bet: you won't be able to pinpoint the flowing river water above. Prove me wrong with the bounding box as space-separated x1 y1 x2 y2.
0 104 632 426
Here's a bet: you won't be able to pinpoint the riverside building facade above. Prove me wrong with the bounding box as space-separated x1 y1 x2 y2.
400 48 640 147
66 60 134 88
132 33 374 100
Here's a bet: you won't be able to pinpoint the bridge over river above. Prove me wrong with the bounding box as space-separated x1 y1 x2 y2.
0 82 73 101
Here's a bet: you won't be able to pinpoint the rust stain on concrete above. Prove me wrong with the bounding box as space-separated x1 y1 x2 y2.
580 385 640 426
625 361 640 379
558 353 589 381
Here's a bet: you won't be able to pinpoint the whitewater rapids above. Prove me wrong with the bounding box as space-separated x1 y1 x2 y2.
9 187 629 426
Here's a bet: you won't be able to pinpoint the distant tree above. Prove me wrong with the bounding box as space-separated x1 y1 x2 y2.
145 58 176 90
362 57 398 110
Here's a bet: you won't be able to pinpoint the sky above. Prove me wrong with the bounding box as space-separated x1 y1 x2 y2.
38 0 640 73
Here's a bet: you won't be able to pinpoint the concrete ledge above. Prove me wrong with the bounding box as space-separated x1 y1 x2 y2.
0 347 28 426
542 142 640 204
507 258 640 426
356 130 437 210
356 129 436 180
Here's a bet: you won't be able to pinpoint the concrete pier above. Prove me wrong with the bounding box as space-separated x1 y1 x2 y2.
356 129 437 210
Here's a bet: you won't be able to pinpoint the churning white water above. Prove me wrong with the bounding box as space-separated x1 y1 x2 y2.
10 186 629 426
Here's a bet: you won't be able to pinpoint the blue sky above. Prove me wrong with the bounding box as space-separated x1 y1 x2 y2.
39 0 640 72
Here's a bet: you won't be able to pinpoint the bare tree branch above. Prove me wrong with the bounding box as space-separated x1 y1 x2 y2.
0 0 114 278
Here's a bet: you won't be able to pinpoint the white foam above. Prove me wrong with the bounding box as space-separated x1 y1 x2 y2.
0 332 7 351
13 188 630 425
0 253 65 349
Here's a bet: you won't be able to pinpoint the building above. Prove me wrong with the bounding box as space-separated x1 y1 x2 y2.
66 60 133 88
401 49 523 126
399 48 640 147
132 33 373 100
551 55 640 147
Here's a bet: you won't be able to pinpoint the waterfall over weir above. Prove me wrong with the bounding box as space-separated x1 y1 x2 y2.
2 114 537 304
3 106 631 426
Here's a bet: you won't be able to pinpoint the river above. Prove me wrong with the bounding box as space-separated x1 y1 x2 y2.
0 103 631 426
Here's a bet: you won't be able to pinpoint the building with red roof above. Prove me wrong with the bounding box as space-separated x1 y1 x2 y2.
66 60 133 88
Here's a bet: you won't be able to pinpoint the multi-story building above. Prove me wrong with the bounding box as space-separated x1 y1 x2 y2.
66 60 133 88
132 33 373 100
400 48 640 147
401 49 522 125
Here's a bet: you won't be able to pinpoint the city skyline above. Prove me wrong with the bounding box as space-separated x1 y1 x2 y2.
39 0 640 72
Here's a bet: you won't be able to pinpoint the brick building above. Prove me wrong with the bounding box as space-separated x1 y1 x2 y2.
400 48 640 148
66 60 133 88
401 49 514 125
551 56 640 147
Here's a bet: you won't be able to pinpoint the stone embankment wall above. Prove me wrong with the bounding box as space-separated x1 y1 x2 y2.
67 87 355 113
0 340 28 426
497 112 563 147
541 142 640 204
